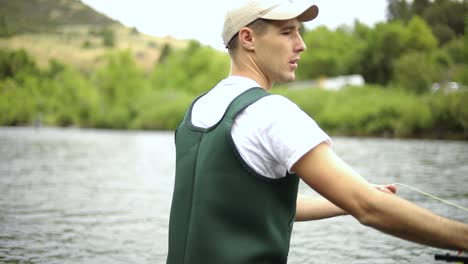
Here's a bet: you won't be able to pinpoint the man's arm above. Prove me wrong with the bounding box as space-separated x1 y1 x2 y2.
292 142 468 251
295 195 346 221
296 185 396 221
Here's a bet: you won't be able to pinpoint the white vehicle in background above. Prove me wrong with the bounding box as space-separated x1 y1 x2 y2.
431 81 464 93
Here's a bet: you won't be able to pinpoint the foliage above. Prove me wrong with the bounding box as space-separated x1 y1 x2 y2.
386 0 467 45
158 43 172 64
100 27 116 47
130 90 193 130
41 66 100 127
387 0 412 22
130 27 139 35
152 40 230 94
91 50 149 128
359 16 438 85
452 65 468 85
298 26 366 80
274 86 465 139
1 0 468 139
423 90 468 137
0 47 467 139
406 16 438 51
443 37 468 64
0 49 39 79
0 44 227 130
392 52 438 94
360 20 409 85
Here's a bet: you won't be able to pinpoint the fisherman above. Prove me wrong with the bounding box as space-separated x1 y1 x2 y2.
166 0 468 263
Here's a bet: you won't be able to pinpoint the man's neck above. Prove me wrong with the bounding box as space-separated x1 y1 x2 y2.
229 58 273 90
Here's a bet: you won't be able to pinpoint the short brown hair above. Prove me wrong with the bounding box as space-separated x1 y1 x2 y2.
227 19 271 57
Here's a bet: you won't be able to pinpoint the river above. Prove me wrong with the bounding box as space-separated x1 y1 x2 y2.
0 127 466 263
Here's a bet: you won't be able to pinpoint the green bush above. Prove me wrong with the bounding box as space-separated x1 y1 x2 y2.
99 27 115 47
274 86 465 139
393 52 438 94
423 91 468 137
152 40 229 94
0 78 35 125
0 49 39 79
451 91 468 133
0 47 466 140
451 65 468 85
130 90 193 130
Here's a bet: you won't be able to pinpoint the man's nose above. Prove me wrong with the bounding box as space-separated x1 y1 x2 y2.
296 34 306 52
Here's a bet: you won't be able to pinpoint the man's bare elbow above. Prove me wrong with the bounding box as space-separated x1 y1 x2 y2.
356 211 377 227
350 196 380 227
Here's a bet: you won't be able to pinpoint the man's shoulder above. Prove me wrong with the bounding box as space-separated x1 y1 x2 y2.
249 94 299 113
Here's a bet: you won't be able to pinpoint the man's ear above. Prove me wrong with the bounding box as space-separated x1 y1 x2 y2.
238 27 255 51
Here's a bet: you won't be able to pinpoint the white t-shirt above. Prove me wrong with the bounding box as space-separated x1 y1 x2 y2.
192 76 331 179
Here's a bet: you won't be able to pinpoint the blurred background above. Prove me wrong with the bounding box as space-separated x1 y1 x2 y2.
0 0 467 263
0 0 467 137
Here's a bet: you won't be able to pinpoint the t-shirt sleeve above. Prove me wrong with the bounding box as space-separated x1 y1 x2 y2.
245 95 332 174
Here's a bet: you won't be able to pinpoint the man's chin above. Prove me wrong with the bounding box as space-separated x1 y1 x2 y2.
278 74 296 84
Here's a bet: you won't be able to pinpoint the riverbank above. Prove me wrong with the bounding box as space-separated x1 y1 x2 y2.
4 83 467 141
1 48 467 140
274 86 468 140
3 86 467 140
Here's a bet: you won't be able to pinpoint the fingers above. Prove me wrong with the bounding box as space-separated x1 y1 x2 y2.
377 186 393 194
386 184 397 194
373 184 397 194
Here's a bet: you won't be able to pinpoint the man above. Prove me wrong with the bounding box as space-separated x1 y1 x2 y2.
166 0 468 263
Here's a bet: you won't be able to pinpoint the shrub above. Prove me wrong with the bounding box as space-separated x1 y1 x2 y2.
393 52 437 94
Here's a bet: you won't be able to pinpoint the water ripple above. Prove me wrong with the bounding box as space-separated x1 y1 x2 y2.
0 128 466 263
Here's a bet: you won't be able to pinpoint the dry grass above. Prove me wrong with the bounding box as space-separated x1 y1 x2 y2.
0 24 189 72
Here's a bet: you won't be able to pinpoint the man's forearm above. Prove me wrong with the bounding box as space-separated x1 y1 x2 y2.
295 184 397 222
295 195 346 221
359 190 468 251
293 143 468 251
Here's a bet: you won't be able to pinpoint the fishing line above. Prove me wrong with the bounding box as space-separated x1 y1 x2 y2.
393 182 468 212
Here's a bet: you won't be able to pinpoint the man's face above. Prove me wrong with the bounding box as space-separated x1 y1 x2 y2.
253 19 306 84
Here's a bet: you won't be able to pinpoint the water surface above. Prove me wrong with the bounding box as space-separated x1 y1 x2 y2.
0 127 466 263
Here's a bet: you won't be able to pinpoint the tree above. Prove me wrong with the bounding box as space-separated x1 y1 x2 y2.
0 49 38 79
92 50 148 128
412 0 430 16
386 0 468 46
100 27 115 47
421 0 466 42
393 52 438 94
158 43 172 64
298 26 366 80
353 20 372 40
360 21 409 85
359 16 438 85
152 41 229 94
406 16 438 52
387 0 411 21
432 24 457 46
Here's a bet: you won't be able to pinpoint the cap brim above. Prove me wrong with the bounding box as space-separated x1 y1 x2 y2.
260 2 318 22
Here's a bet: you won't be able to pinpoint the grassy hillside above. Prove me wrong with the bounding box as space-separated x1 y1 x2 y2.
0 0 189 71
0 0 116 34
0 26 188 71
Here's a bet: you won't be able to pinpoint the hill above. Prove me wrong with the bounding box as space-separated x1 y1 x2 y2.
0 0 117 35
0 0 189 71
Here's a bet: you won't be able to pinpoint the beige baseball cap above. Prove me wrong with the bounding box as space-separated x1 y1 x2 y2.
222 0 319 47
